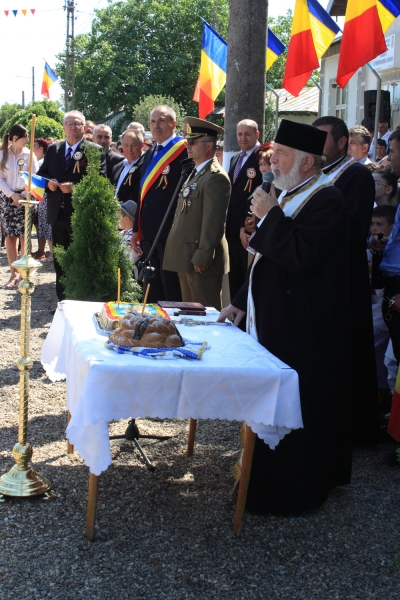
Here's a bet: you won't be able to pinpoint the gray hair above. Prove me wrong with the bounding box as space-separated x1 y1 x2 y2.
349 125 371 148
121 129 144 143
150 105 176 122
93 124 112 136
64 110 85 125
127 121 145 135
294 149 326 170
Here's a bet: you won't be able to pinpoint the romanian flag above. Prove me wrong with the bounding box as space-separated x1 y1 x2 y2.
377 0 400 32
193 21 227 119
337 1 387 89
388 365 400 441
266 28 286 70
283 0 319 97
23 172 46 202
41 61 58 98
308 0 340 60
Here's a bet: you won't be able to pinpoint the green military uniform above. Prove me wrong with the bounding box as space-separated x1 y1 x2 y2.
163 156 231 310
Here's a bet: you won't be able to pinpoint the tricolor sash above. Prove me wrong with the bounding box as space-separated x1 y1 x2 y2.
137 136 186 240
140 136 186 201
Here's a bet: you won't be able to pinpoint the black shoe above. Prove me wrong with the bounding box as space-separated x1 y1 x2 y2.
125 419 140 440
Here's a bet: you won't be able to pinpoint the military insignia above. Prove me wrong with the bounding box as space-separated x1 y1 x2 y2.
17 158 26 167
182 186 191 198
247 168 256 178
162 165 170 175
190 183 197 189
186 124 192 135
210 164 219 173
73 151 82 161
187 200 192 206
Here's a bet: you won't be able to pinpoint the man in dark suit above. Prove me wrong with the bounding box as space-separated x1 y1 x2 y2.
226 119 262 300
37 110 107 300
93 124 124 179
111 129 145 203
131 105 188 302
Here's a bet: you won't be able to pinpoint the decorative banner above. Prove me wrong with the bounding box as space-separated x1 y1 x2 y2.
1 10 36 16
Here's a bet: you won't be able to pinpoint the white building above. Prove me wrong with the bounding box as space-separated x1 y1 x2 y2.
321 1 400 128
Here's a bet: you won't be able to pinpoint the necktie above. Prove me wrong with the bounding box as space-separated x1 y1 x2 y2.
233 150 246 183
156 144 164 154
65 146 72 171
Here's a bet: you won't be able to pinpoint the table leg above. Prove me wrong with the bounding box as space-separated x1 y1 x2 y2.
187 418 197 457
86 473 99 541
233 425 256 535
67 411 74 454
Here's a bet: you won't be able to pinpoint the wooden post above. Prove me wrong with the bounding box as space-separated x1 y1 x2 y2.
187 418 197 457
86 473 99 541
233 426 256 535
67 410 74 454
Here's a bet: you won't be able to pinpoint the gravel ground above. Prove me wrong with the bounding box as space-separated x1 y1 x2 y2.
1 241 400 600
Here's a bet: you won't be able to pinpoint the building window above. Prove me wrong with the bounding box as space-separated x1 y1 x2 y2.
336 86 347 121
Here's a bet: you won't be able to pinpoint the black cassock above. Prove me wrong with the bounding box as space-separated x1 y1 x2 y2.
324 159 379 444
234 183 353 515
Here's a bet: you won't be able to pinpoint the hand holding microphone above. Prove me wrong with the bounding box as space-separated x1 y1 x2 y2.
250 171 278 223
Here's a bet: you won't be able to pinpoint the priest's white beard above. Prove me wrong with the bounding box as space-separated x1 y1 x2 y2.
272 151 305 191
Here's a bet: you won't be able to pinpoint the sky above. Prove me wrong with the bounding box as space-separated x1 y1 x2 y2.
0 0 331 109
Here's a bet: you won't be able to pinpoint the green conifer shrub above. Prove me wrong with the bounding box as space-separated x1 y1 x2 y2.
54 145 142 302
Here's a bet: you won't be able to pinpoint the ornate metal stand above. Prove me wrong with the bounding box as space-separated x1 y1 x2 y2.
0 192 56 501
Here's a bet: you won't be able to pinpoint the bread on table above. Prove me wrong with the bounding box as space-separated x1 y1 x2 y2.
109 313 184 348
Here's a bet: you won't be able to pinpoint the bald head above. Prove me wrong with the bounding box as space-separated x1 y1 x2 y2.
237 119 260 152
93 124 112 150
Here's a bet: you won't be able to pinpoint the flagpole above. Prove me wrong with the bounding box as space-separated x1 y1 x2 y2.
310 76 322 118
367 62 382 163
266 83 279 138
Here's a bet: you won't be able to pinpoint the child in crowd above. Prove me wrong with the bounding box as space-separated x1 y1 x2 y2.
118 199 141 278
369 204 398 414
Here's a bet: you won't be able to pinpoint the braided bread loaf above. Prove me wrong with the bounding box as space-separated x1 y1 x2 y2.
109 313 184 348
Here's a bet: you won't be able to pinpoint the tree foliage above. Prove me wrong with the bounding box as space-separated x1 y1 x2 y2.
0 100 64 139
56 0 229 121
0 102 22 130
131 95 185 132
54 145 142 303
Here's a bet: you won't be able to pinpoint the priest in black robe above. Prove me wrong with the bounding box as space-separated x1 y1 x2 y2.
218 120 353 515
313 116 379 445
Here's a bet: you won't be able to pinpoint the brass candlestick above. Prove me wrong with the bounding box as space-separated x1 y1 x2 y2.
0 115 56 502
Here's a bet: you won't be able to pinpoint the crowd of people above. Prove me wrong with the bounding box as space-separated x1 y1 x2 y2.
1 104 400 515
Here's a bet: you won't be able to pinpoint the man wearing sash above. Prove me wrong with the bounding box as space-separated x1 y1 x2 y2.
313 116 379 445
226 119 262 301
131 105 187 302
218 120 352 515
37 110 107 301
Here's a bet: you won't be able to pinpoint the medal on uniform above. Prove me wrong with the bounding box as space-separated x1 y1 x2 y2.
73 151 83 174
244 168 256 193
178 186 191 214
156 164 170 189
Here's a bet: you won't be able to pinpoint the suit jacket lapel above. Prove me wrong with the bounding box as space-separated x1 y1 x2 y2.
57 141 67 173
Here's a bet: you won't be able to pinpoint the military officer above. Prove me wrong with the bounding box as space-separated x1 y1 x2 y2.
163 117 231 310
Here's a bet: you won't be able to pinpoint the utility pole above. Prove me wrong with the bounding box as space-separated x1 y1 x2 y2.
64 0 75 111
32 66 35 102
224 0 268 167
22 91 25 109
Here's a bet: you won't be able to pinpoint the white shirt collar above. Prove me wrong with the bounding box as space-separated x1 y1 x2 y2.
195 158 213 174
156 133 176 149
65 139 83 155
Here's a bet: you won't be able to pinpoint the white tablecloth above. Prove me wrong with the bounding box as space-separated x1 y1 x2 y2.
41 301 302 475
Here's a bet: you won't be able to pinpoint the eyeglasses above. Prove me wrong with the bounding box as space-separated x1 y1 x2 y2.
374 180 391 187
64 122 84 127
186 139 210 146
118 147 124 153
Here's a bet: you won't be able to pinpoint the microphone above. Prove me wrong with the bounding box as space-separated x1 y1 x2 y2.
262 170 275 193
253 171 275 226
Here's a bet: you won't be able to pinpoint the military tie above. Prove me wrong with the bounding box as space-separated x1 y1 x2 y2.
65 146 72 171
233 150 246 183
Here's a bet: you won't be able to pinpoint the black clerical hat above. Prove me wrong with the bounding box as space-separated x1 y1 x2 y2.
275 119 327 155
184 116 224 138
